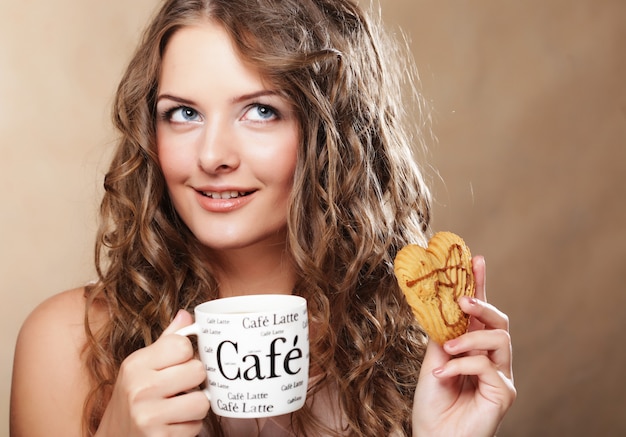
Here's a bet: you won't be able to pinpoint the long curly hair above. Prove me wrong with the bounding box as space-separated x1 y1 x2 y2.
83 0 432 435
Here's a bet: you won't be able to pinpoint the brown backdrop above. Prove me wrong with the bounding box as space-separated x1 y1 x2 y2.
2 1 625 435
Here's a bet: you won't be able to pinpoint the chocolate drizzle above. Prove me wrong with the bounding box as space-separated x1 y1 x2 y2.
405 244 471 327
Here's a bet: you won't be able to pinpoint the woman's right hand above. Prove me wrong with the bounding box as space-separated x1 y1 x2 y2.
96 310 210 437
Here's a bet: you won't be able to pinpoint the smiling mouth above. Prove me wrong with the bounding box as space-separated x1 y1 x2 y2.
199 190 253 199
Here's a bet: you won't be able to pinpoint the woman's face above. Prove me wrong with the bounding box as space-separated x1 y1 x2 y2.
156 21 299 254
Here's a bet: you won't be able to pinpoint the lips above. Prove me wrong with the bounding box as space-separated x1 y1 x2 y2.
194 187 256 213
199 190 252 199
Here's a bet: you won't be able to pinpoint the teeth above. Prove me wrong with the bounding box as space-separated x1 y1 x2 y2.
202 190 246 199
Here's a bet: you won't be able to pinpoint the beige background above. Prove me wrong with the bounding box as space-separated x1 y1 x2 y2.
2 0 625 435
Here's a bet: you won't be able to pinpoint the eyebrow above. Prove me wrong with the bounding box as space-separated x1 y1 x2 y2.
156 94 196 106
156 90 280 106
232 90 279 103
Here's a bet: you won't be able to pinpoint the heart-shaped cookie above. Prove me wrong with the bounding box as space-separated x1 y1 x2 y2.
393 231 475 344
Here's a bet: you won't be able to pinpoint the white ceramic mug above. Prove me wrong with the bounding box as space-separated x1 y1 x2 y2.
176 294 309 418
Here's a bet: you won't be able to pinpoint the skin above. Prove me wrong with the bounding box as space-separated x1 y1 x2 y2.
11 288 95 437
413 256 516 436
10 20 515 437
156 22 300 298
11 287 209 437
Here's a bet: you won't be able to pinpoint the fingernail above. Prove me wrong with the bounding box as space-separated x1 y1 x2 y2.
172 309 185 322
444 339 459 353
433 366 445 376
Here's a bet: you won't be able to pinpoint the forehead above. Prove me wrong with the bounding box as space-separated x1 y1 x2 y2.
158 22 267 94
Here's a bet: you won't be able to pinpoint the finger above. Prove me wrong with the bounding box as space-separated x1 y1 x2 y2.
443 329 513 379
420 339 452 375
433 354 511 391
472 255 487 302
119 311 195 375
459 296 509 331
157 358 207 398
434 354 516 408
148 334 197 371
144 310 195 371
162 309 194 336
164 391 210 424
167 421 205 436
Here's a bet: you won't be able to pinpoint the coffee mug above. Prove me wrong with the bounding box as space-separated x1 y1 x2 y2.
176 294 309 418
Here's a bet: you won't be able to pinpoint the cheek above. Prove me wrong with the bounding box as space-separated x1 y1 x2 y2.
244 128 299 189
156 130 189 183
273 142 299 194
273 130 299 187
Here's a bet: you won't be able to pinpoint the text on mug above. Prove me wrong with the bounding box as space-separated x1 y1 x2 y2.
217 336 304 380
242 312 299 329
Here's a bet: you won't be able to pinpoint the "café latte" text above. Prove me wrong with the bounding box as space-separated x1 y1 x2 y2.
242 312 299 329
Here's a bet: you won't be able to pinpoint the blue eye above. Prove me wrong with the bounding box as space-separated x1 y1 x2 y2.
245 104 278 121
167 106 200 123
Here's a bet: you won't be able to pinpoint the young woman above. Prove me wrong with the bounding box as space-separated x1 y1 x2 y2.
11 0 515 435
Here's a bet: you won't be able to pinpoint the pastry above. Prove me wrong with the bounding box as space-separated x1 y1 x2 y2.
394 231 475 344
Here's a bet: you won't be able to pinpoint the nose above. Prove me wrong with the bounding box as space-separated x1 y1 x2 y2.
198 119 240 174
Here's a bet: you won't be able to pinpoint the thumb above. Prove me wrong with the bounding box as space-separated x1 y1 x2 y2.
161 309 194 336
421 339 451 375
472 255 487 302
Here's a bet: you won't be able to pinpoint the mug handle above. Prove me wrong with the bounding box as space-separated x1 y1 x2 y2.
175 323 211 401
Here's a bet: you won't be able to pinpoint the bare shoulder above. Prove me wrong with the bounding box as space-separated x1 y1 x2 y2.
25 286 87 324
16 287 96 352
11 287 107 437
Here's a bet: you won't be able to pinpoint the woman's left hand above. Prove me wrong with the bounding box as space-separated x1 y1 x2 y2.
412 256 516 437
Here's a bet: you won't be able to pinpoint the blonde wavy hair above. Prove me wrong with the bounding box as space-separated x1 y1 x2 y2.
83 0 432 435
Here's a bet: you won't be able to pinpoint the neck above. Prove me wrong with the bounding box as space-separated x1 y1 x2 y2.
209 243 297 298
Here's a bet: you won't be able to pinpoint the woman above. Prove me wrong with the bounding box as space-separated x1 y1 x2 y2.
10 0 515 435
